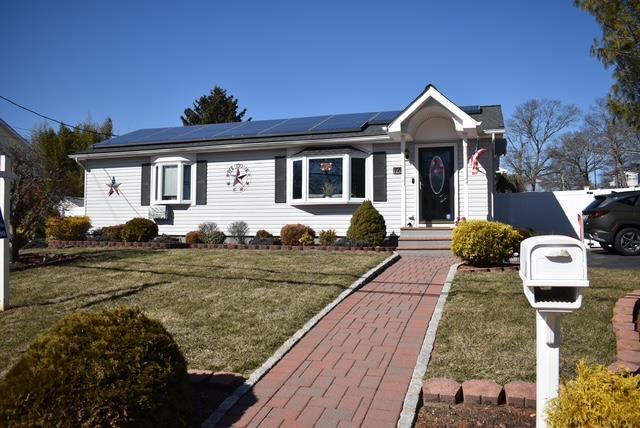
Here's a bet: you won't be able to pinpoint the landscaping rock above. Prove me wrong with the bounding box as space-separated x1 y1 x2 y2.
462 380 505 405
504 381 536 409
422 378 462 404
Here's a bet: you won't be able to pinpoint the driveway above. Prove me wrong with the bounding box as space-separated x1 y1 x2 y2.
587 248 640 269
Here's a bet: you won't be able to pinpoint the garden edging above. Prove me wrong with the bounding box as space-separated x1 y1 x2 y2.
610 289 640 373
48 240 395 252
200 252 401 428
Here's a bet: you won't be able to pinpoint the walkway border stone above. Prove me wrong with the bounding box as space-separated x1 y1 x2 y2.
397 261 462 428
200 252 400 428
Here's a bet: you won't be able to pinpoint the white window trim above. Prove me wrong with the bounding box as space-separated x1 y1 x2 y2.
151 156 196 205
287 149 369 205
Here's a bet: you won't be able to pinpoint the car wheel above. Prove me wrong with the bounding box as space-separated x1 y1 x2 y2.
600 242 617 253
614 227 640 256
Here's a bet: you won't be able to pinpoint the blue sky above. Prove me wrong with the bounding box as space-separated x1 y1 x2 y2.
1 0 612 139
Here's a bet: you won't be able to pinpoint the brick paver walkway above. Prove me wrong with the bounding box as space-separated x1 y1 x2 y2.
218 255 457 427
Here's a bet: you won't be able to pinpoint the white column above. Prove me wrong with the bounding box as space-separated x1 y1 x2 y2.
0 156 11 311
536 311 561 428
400 135 406 228
462 138 469 218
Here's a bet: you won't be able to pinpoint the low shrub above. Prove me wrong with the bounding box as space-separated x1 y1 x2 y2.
45 216 92 241
319 229 338 246
121 218 158 242
334 237 370 247
185 230 201 244
0 307 191 427
299 231 315 246
249 236 280 246
451 220 522 267
347 201 386 246
102 224 126 241
198 222 219 244
153 234 179 243
227 221 249 244
208 230 226 244
255 229 273 239
546 361 640 427
280 224 316 246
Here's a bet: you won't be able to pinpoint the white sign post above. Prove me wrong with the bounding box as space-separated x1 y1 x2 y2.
0 155 11 311
519 235 589 427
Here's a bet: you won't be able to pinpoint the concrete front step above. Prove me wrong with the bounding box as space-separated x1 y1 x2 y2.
400 228 454 238
398 239 452 249
397 248 453 255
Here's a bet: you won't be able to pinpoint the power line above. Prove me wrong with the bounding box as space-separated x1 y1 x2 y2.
0 94 118 137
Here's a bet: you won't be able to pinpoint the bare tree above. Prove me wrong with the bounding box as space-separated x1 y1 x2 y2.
547 131 606 189
505 100 581 191
585 98 639 188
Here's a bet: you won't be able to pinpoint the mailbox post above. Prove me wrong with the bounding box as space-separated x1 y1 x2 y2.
519 235 589 428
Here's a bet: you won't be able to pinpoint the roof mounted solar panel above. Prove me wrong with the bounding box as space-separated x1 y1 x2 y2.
212 119 287 139
172 122 247 141
257 115 331 136
367 110 401 125
310 112 374 133
132 126 209 143
461 105 482 114
94 127 171 147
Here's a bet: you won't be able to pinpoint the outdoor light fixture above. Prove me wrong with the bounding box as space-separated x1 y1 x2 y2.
404 148 411 160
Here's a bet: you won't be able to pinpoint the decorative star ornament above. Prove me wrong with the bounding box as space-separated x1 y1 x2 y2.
233 168 247 187
106 176 121 196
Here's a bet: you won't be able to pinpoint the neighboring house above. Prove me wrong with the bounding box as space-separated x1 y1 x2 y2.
71 85 506 237
0 118 29 153
59 197 86 217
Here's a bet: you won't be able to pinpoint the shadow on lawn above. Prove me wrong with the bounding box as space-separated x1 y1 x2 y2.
68 263 353 290
12 281 170 310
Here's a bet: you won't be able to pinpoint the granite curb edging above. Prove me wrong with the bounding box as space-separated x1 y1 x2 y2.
397 261 462 428
199 252 401 428
610 289 640 374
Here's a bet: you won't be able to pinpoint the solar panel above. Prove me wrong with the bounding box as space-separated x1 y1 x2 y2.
94 127 170 147
367 110 401 125
461 105 482 114
257 115 331 136
132 126 208 143
212 119 287 139
173 122 247 141
310 112 374 133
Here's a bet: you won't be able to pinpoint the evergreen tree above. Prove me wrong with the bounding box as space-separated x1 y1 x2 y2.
180 86 250 125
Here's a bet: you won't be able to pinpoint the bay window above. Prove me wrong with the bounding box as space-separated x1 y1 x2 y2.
288 149 369 204
152 156 195 204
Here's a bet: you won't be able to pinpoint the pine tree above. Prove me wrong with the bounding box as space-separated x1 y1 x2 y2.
180 86 250 125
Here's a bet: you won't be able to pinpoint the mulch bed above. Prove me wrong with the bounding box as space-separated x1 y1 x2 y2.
457 264 519 273
416 402 535 428
189 372 246 427
10 254 81 272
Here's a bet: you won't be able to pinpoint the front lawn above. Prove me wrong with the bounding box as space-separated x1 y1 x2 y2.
426 268 637 384
0 248 387 377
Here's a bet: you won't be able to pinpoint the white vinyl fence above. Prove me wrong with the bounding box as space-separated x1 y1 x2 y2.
494 187 640 239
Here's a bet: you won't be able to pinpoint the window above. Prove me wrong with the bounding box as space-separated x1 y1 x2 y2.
152 157 194 204
309 158 343 198
289 149 368 203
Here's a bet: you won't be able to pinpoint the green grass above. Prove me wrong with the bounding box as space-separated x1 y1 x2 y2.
0 248 387 377
426 268 638 384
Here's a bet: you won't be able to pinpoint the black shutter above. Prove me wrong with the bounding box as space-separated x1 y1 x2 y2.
274 156 286 203
196 160 207 205
141 163 151 206
373 152 387 202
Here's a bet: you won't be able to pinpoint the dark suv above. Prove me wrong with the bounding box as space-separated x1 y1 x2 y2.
583 190 640 256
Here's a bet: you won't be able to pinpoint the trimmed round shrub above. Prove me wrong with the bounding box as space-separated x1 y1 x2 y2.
102 224 126 241
122 218 158 242
208 230 226 244
255 229 273 239
451 220 521 266
319 229 337 246
280 224 316 246
197 222 219 244
0 307 191 427
45 216 92 241
299 231 315 246
185 230 201 244
346 201 386 246
547 361 640 427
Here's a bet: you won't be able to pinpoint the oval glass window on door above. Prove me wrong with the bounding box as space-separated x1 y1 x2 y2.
429 155 445 194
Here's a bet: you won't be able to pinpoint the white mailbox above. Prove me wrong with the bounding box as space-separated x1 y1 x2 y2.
519 235 589 428
520 235 589 313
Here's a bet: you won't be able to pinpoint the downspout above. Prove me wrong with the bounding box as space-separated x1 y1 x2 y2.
490 132 495 220
71 155 88 216
462 138 469 219
400 134 406 228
